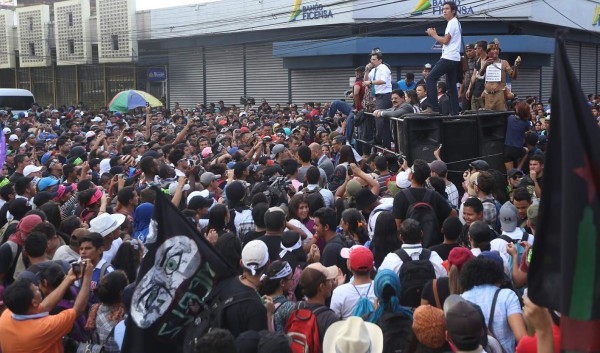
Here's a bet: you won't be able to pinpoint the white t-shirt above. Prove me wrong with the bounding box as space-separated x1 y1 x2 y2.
330 281 377 319
368 64 392 94
442 17 461 61
287 218 313 244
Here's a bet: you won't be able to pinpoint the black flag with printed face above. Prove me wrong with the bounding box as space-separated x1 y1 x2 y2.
121 188 234 353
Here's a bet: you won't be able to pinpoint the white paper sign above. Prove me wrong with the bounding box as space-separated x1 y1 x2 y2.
485 64 502 82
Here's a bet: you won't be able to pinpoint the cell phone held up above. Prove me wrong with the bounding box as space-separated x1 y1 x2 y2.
71 262 81 276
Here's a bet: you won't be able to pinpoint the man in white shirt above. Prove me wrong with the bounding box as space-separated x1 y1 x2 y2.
425 1 462 115
379 219 447 278
363 52 393 149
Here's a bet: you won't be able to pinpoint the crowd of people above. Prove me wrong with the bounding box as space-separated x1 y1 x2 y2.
1 2 599 353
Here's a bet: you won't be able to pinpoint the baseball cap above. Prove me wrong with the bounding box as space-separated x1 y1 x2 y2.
199 172 221 186
423 63 432 70
447 247 475 270
443 295 485 351
38 177 59 191
271 144 286 159
429 160 447 175
187 195 214 210
241 240 269 276
23 165 43 177
305 262 338 280
507 168 523 178
469 160 489 171
9 134 18 142
340 245 374 272
168 182 190 196
396 171 411 189
499 201 518 232
91 116 103 122
2 127 10 134
465 43 475 50
85 131 96 139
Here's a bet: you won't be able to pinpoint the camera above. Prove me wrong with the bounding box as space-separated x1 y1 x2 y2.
262 136 272 143
240 96 256 106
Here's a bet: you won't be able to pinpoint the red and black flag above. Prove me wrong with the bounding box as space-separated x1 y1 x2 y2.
121 188 235 353
528 30 600 352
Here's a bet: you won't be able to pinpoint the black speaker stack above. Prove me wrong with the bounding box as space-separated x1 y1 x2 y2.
394 111 512 188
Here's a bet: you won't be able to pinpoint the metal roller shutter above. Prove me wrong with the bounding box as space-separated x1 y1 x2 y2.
205 46 244 106
291 68 353 105
541 60 553 104
565 42 580 81
510 67 540 99
168 48 203 109
246 43 289 105
580 43 597 95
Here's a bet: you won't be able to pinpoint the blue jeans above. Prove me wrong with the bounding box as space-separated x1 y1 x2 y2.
328 100 354 140
426 58 460 115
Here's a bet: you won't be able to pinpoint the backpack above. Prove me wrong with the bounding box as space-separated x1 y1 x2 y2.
0 219 18 244
376 311 414 353
482 199 502 233
350 283 374 318
402 189 442 247
182 287 257 353
304 186 325 206
285 302 328 353
396 248 436 308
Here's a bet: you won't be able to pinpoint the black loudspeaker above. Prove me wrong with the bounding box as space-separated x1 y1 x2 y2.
396 117 441 162
394 112 509 182
441 118 479 188
476 112 510 171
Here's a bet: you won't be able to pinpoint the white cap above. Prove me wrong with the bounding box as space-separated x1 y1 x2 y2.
9 134 18 142
91 116 103 122
85 131 96 138
168 182 190 196
2 127 10 134
23 165 43 177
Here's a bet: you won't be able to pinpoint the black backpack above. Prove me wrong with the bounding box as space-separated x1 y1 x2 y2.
396 248 436 308
377 311 414 353
182 284 256 353
402 189 442 247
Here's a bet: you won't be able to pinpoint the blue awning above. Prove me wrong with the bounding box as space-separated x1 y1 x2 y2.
273 35 555 57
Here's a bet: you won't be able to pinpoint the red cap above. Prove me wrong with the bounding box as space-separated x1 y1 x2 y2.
448 247 474 270
239 127 250 133
348 246 374 272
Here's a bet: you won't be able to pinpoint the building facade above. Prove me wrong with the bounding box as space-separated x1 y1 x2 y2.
0 0 598 110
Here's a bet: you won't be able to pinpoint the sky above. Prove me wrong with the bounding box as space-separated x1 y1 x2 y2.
137 0 216 11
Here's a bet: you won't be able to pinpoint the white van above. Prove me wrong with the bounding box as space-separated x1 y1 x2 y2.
0 88 36 114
